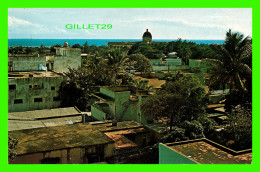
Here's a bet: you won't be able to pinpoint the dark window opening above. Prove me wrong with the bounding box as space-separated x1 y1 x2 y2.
34 98 43 102
41 157 60 164
29 83 43 89
9 85 16 90
14 99 23 104
51 86 55 90
53 96 60 101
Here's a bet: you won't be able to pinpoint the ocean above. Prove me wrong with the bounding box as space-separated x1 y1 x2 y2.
8 39 224 47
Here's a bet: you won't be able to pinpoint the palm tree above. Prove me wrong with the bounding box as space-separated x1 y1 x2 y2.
204 29 252 91
130 78 153 91
104 48 135 85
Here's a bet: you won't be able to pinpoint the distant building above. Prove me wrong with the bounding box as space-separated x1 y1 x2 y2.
8 43 81 73
8 42 82 112
53 47 81 73
91 86 153 124
142 29 152 43
108 29 153 49
159 138 252 164
8 71 65 112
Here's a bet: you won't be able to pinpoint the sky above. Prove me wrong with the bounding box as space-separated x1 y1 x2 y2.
8 8 252 40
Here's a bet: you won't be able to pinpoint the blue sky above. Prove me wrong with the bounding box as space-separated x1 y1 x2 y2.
8 8 252 40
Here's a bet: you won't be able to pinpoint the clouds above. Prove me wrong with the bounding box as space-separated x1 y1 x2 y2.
8 8 252 39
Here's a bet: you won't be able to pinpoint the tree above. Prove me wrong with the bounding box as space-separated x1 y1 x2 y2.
204 29 252 91
103 48 135 84
224 108 252 150
82 41 90 53
179 46 192 65
59 57 114 110
72 44 81 48
127 54 152 74
141 75 208 132
129 78 152 91
8 136 18 163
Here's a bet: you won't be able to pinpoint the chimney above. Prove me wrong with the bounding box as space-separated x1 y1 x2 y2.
112 119 117 126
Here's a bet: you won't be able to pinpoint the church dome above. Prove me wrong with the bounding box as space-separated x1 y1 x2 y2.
142 29 152 43
63 41 69 47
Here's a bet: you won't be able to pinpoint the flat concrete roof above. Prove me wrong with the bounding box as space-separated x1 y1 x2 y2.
8 71 64 79
8 107 81 120
9 123 113 155
91 120 145 132
164 139 252 164
8 116 82 131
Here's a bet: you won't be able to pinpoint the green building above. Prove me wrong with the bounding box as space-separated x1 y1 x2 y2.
91 86 152 124
159 139 252 164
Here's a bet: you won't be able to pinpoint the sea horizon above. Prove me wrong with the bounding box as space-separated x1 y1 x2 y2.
8 39 225 47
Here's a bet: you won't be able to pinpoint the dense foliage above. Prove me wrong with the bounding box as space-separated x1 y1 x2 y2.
8 136 18 162
141 75 213 141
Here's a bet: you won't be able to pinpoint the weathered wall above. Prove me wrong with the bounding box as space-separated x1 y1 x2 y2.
11 144 114 164
91 87 152 124
54 48 81 73
91 104 107 121
8 56 46 72
152 65 190 71
8 76 65 112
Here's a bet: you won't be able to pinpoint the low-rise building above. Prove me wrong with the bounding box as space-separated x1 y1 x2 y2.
8 71 65 112
9 120 150 164
91 86 153 124
159 138 252 164
8 44 81 73
9 123 115 164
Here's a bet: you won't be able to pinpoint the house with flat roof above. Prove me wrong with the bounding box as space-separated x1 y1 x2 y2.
9 123 115 164
91 86 153 124
159 138 252 164
8 71 65 112
8 44 81 73
9 121 150 164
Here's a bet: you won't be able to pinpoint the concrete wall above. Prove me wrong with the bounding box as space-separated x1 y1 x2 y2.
8 56 46 72
91 104 107 121
54 48 81 73
11 144 114 164
152 65 190 71
8 76 65 112
159 143 197 164
91 87 152 124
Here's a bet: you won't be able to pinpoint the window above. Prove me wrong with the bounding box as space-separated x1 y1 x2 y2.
9 85 16 90
14 99 23 104
51 86 55 90
41 157 60 164
34 98 43 102
29 83 44 89
53 96 60 101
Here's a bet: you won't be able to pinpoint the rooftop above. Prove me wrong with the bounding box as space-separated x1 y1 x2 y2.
90 120 145 132
164 139 252 164
8 116 82 131
8 71 64 79
8 107 81 121
9 123 113 155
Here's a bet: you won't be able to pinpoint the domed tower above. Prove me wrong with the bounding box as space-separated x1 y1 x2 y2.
142 29 152 43
63 41 69 47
